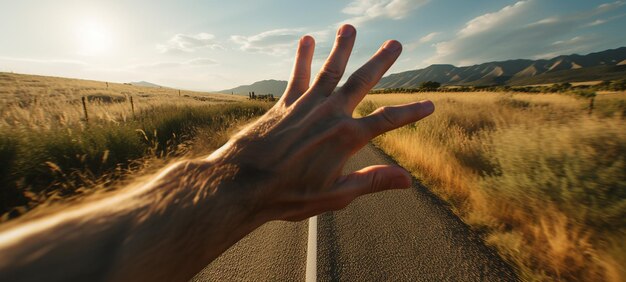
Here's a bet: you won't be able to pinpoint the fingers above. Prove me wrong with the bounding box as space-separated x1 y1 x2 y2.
337 40 402 112
360 100 435 138
280 165 412 221
308 24 356 98
282 35 315 105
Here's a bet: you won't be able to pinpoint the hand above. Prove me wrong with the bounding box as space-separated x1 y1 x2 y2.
0 24 434 282
208 24 434 222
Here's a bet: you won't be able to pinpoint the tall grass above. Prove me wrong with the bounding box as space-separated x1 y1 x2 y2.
0 72 269 221
0 103 270 219
358 92 626 281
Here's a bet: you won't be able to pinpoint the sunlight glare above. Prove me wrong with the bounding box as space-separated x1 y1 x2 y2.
76 20 113 56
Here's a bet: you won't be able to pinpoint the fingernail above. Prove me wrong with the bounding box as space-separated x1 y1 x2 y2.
301 35 313 46
383 40 401 52
337 25 355 37
420 100 435 114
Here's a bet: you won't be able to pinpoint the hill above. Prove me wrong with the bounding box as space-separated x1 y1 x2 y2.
0 72 243 104
376 47 626 88
129 81 163 88
220 79 287 96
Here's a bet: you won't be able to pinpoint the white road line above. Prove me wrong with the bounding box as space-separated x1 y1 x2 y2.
305 216 318 282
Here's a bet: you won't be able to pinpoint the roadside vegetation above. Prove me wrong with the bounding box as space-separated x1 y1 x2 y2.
0 73 270 221
369 79 626 94
358 91 626 281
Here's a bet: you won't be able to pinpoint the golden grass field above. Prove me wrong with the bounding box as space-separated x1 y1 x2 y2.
357 91 626 281
0 72 243 128
0 72 269 220
2 71 625 281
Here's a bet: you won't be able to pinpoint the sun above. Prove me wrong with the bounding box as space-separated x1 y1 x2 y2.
76 20 113 56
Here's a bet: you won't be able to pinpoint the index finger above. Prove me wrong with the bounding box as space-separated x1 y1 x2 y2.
336 40 402 113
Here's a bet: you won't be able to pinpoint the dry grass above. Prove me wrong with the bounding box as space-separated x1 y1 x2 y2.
0 72 269 221
0 72 243 129
358 92 626 281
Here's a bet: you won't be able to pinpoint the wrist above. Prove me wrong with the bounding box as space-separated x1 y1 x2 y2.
203 139 278 223
148 156 266 226
111 157 268 280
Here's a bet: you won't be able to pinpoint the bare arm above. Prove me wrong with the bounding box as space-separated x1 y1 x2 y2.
0 24 434 281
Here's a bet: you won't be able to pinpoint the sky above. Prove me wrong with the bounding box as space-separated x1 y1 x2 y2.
1 0 625 91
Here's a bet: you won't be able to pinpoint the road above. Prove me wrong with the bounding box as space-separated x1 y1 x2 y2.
191 144 517 281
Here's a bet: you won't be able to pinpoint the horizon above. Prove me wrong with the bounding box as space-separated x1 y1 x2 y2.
1 0 626 91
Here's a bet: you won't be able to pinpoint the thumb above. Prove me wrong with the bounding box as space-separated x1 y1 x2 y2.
283 165 411 219
336 165 412 196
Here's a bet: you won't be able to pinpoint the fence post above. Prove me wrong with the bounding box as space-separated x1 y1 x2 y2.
178 89 181 97
588 97 594 115
130 96 136 120
82 96 89 122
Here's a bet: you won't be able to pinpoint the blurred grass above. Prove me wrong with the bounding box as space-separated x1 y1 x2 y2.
358 91 626 281
0 72 269 220
0 102 270 219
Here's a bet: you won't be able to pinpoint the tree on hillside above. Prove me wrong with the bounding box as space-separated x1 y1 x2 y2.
420 81 441 90
611 79 626 91
558 82 572 89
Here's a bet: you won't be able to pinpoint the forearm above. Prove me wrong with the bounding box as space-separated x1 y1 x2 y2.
0 158 261 282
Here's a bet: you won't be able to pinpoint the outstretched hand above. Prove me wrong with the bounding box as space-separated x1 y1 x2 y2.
0 24 435 282
209 24 434 222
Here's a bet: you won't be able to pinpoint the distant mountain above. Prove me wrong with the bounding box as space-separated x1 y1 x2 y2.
220 79 287 96
376 47 626 88
129 81 163 88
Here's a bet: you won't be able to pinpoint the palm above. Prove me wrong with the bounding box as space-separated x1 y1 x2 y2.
209 24 434 222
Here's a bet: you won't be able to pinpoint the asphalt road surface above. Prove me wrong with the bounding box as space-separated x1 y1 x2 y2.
192 144 517 281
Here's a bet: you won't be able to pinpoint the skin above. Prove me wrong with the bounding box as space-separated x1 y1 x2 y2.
0 24 434 281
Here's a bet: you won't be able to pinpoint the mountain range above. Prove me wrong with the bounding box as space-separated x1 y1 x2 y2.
219 47 626 94
376 47 626 88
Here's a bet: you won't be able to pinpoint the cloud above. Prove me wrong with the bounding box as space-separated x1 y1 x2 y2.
186 58 218 66
586 19 607 26
596 1 625 13
405 32 440 51
585 12 626 27
340 0 429 26
552 36 587 47
529 36 596 59
131 58 218 70
231 28 302 55
457 1 529 37
419 32 440 43
425 0 623 66
157 33 222 53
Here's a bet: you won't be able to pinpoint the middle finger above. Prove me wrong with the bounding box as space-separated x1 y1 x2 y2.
306 24 356 99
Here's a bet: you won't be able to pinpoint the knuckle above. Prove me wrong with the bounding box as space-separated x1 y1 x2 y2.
348 69 374 90
317 66 343 85
375 106 396 127
369 171 385 194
